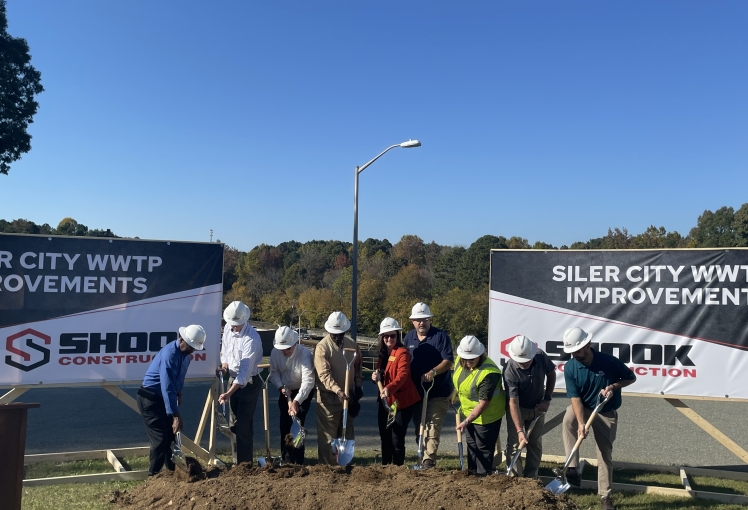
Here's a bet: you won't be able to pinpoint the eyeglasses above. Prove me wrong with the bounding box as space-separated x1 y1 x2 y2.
382 334 397 340
413 318 430 323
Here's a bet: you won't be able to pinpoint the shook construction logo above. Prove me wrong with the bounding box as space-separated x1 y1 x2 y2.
5 329 51 372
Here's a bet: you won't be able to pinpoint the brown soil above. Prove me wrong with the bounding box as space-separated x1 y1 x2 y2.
111 463 577 510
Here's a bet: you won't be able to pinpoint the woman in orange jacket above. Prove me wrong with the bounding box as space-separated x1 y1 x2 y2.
371 317 421 465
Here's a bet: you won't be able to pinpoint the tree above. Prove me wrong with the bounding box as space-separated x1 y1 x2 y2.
56 217 88 236
0 1 44 175
455 235 508 290
393 235 426 266
734 203 748 247
688 207 736 247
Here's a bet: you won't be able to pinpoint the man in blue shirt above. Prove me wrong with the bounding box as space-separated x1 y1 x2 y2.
402 302 454 469
138 324 206 475
561 327 636 510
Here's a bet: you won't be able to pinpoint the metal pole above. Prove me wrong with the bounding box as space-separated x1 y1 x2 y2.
351 166 360 340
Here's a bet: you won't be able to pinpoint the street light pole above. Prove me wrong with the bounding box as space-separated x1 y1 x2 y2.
351 140 421 340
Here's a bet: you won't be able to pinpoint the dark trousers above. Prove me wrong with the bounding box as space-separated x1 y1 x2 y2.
465 418 502 476
229 375 262 464
137 392 175 476
377 401 415 466
277 388 314 464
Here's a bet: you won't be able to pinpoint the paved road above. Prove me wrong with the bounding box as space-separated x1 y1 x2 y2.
18 382 748 470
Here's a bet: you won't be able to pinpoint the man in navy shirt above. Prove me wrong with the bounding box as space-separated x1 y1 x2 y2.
402 302 454 468
138 324 207 475
561 327 636 510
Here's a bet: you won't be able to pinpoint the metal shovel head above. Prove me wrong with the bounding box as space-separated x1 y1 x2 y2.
385 401 398 428
171 433 188 472
331 438 355 466
545 477 571 494
291 419 305 448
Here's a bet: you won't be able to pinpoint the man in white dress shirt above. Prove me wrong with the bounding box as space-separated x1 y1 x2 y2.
269 326 315 464
218 301 263 464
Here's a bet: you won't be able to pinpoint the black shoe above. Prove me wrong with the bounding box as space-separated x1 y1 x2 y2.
422 459 435 469
601 496 615 510
565 467 581 487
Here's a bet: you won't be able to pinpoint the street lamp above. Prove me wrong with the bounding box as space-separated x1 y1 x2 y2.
351 140 422 340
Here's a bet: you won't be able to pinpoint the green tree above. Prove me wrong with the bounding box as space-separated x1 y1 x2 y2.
632 226 685 249
688 207 736 247
431 288 488 344
734 203 748 247
357 278 386 337
393 235 426 266
384 265 433 325
56 217 88 236
532 241 556 250
0 1 44 175
455 235 508 290
432 246 465 295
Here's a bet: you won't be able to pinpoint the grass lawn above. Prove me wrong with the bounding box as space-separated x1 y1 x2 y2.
21 450 748 510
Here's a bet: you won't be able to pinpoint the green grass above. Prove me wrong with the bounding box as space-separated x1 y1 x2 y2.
21 450 748 510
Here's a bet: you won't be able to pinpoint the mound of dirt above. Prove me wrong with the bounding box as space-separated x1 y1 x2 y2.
111 463 577 510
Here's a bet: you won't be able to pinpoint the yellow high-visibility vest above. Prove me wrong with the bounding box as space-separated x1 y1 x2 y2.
452 356 505 425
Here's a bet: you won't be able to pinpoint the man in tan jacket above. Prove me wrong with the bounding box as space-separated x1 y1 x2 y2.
314 311 363 464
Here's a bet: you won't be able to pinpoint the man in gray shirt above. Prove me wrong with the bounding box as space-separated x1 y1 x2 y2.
503 335 556 478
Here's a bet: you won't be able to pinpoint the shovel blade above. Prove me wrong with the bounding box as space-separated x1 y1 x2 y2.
171 446 188 472
458 443 464 471
291 419 306 448
331 438 355 466
258 456 267 467
545 478 570 494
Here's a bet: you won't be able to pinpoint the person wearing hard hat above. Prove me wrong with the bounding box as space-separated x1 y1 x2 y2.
402 302 454 469
371 317 421 466
217 301 263 464
503 335 556 478
452 335 505 476
269 326 315 464
138 324 206 476
561 327 636 510
313 311 363 465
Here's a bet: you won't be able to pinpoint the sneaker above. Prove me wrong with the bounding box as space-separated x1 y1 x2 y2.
422 459 435 469
600 496 615 510
565 467 581 487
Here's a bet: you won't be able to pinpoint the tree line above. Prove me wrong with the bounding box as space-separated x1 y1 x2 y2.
3 202 748 342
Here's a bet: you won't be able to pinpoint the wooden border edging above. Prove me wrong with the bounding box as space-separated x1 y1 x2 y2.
25 447 150 465
23 470 149 487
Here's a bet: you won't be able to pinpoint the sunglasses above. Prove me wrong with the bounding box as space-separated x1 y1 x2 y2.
382 333 397 340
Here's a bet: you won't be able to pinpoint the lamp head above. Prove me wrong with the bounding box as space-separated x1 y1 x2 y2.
399 140 421 148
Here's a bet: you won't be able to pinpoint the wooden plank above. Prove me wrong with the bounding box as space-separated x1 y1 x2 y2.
180 433 212 464
194 382 215 446
102 385 139 413
679 468 692 491
23 470 149 487
538 477 748 505
684 467 748 482
666 398 748 464
541 410 566 436
25 447 150 465
106 450 126 473
0 387 29 404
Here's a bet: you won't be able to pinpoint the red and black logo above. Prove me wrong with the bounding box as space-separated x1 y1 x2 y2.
5 329 51 372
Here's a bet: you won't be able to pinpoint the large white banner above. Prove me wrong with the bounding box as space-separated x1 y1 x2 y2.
0 234 223 386
488 249 748 400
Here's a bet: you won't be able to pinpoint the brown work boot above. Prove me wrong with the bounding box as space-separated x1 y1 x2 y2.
600 496 615 510
422 459 435 469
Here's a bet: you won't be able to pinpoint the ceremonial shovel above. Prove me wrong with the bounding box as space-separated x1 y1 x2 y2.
410 379 434 470
504 413 544 476
377 377 397 428
257 363 281 468
545 393 612 494
331 348 357 466
171 431 189 473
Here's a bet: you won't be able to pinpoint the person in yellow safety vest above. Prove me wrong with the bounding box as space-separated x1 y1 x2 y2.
452 335 505 476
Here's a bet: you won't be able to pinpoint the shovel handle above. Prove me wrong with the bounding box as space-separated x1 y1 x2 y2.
258 363 270 369
454 406 462 442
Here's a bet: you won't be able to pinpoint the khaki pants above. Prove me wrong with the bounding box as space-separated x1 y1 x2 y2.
505 407 545 478
316 393 354 465
412 396 449 463
562 405 618 498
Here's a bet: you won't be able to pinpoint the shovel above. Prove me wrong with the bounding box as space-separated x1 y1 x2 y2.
284 385 306 449
545 392 612 494
215 373 232 436
171 431 189 473
331 347 357 466
377 377 397 428
451 402 465 471
257 363 281 468
410 378 434 470
505 413 544 476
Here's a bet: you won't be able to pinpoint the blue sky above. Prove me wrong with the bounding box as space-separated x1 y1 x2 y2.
3 1 747 252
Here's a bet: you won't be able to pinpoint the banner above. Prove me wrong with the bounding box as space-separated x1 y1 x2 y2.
488 249 748 399
0 234 223 386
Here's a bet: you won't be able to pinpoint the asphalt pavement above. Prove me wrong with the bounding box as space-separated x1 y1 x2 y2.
18 382 748 470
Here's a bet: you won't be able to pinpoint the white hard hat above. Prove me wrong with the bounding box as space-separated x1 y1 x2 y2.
409 302 433 319
563 327 593 353
179 324 207 351
324 311 351 334
223 301 250 326
274 326 298 350
508 335 537 363
379 317 402 335
457 335 485 360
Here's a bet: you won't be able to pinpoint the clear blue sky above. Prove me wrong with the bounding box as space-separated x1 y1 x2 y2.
3 1 747 252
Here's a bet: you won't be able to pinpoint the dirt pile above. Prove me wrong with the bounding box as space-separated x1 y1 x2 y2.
111 463 577 510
